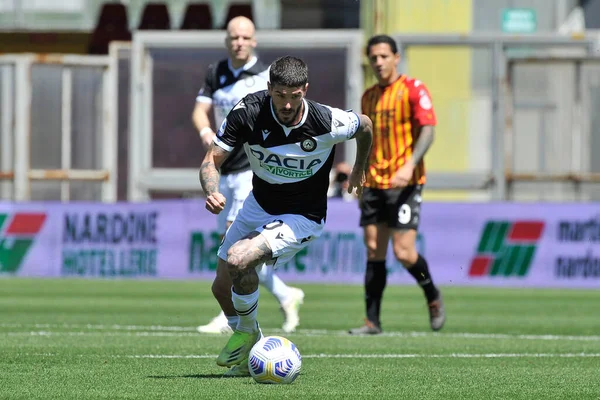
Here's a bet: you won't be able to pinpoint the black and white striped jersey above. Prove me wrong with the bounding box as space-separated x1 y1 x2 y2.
214 90 360 222
196 57 269 175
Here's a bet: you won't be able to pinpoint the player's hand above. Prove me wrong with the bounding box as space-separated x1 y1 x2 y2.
205 192 226 214
390 163 414 188
200 129 216 148
348 167 366 197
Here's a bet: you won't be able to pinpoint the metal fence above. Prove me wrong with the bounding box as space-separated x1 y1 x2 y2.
507 56 600 201
1 32 599 202
0 53 117 201
127 30 363 201
392 33 598 200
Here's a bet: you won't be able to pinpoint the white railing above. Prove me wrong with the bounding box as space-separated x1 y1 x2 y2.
127 30 364 201
392 33 598 200
0 53 118 202
2 32 600 203
505 55 600 201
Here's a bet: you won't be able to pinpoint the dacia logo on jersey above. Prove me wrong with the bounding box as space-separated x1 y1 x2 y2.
250 149 321 179
301 137 317 152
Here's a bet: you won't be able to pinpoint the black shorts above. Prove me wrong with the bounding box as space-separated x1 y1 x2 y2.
359 185 423 230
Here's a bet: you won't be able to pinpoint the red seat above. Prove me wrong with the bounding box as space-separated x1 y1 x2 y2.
180 3 213 30
138 3 171 30
222 4 253 28
88 3 131 55
96 3 128 28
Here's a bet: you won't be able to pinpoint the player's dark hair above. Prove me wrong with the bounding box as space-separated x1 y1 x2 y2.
366 34 398 56
269 56 308 87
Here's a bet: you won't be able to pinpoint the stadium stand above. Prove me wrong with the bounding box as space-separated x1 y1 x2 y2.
180 3 213 30
88 3 132 54
138 3 171 30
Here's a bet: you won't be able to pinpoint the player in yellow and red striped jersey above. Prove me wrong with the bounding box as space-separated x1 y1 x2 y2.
349 35 446 335
361 71 435 188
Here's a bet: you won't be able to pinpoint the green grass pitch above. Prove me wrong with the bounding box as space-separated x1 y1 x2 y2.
1 278 599 399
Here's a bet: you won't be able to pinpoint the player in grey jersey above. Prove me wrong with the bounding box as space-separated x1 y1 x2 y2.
192 17 305 337
200 56 373 377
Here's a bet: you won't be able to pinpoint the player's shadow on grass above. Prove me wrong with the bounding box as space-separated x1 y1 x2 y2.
148 374 229 379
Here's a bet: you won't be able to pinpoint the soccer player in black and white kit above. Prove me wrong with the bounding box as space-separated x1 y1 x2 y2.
193 17 305 336
200 56 373 377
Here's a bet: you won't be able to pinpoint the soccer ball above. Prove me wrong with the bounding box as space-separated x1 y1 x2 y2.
248 336 302 384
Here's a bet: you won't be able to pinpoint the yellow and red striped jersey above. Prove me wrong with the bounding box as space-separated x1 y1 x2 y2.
361 75 437 189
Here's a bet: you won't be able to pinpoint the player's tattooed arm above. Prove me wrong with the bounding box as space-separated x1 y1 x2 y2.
352 114 373 169
199 143 229 196
408 125 435 166
346 114 373 196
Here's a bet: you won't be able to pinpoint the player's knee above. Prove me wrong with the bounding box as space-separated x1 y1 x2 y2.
364 239 378 258
226 242 250 270
393 245 416 265
365 241 387 260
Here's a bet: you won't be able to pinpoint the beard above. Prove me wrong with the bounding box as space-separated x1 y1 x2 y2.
277 104 303 127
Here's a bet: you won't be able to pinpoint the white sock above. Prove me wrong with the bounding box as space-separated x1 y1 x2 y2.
231 288 259 333
225 314 239 331
257 264 291 304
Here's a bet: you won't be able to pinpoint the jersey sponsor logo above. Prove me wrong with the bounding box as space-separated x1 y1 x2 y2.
300 137 316 152
262 164 314 178
250 149 322 179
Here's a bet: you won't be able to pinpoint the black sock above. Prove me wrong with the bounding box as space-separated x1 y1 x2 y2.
407 254 439 303
365 260 387 327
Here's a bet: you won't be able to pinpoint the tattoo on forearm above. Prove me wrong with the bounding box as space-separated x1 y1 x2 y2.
354 115 373 168
199 161 220 196
199 144 229 195
410 125 435 165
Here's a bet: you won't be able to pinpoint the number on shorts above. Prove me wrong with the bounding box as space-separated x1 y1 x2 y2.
398 204 412 225
263 220 284 230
